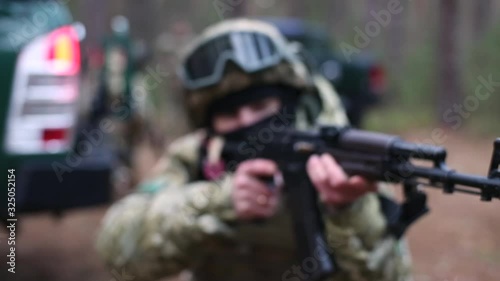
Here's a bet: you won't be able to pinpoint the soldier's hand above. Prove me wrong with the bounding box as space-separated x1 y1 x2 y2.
306 153 377 210
232 159 281 221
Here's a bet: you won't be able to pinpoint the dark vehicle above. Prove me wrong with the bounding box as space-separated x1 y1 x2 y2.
0 0 113 217
265 18 386 127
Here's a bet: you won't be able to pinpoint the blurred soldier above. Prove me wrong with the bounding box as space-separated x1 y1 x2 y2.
91 15 137 168
92 16 153 189
96 19 412 281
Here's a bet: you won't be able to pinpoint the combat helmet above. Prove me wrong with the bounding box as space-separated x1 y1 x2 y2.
177 18 314 127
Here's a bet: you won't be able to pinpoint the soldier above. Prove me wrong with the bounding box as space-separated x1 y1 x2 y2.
96 19 412 281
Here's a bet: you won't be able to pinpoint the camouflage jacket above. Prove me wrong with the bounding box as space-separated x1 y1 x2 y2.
96 76 413 281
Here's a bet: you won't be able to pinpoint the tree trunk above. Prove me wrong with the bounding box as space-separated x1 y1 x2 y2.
287 0 307 18
126 0 157 43
81 0 109 45
386 0 406 80
473 0 492 41
437 0 462 126
228 0 247 18
364 0 384 53
327 0 348 39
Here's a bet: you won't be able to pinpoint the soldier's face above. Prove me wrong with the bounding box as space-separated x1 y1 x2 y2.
212 97 281 134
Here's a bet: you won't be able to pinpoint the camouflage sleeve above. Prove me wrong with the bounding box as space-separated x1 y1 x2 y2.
96 133 238 281
323 193 413 281
310 74 412 280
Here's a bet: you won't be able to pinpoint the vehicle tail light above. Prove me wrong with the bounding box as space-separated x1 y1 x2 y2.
42 128 68 142
42 128 69 152
5 25 81 155
369 65 386 95
48 26 80 75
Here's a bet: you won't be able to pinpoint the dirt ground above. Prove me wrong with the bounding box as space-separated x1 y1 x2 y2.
1 129 499 281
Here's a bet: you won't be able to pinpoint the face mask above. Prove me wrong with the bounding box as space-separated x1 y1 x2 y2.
202 103 297 180
220 104 296 140
220 115 275 142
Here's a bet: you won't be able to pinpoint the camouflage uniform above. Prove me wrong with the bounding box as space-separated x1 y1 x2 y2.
96 19 413 281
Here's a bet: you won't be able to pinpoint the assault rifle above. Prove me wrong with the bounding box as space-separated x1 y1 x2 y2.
221 126 500 281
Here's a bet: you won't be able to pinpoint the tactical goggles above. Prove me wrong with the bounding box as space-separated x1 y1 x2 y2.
179 31 295 90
